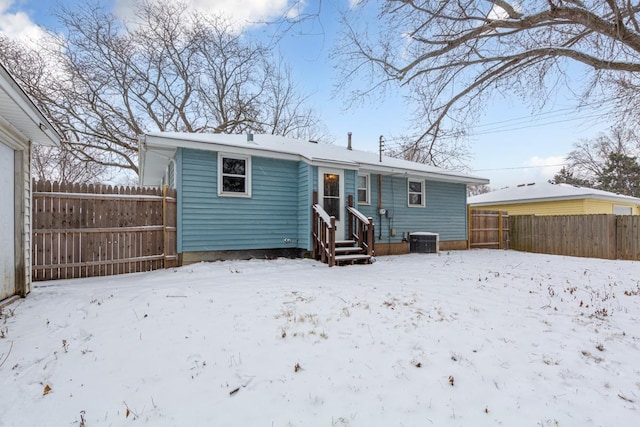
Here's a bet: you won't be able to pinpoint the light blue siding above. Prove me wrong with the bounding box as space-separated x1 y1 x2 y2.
168 161 175 188
345 170 356 204
356 174 467 243
178 148 302 252
175 147 467 254
176 148 185 251
297 163 313 250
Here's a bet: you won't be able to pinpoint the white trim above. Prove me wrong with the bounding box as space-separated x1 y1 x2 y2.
408 178 425 207
218 153 252 198
0 115 29 148
357 174 370 205
318 168 345 237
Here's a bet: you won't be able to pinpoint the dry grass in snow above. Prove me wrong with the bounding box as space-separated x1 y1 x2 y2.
1 250 639 426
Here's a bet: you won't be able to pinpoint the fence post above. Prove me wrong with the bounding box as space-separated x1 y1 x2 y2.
162 184 168 268
498 211 503 250
467 206 471 249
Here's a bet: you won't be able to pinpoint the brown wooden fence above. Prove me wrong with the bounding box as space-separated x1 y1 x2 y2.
510 214 640 260
468 209 510 249
32 181 177 281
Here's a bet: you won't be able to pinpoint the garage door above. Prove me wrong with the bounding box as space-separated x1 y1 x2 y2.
0 142 15 300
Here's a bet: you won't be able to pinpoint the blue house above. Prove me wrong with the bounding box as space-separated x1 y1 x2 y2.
138 133 488 265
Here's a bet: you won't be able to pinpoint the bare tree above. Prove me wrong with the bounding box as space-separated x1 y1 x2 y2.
336 1 640 166
1 0 327 178
31 145 115 184
564 126 640 181
467 184 491 197
0 35 114 183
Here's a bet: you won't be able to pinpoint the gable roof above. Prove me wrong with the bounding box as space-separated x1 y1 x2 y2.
0 63 60 146
468 181 640 206
139 132 489 187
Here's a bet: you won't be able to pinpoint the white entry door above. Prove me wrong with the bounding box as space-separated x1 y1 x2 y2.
318 168 345 238
0 142 15 300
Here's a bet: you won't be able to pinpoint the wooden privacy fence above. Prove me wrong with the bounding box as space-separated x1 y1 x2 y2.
32 181 177 281
468 209 510 249
510 214 640 261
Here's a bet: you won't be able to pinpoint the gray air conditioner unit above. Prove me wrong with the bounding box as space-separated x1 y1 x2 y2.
409 232 439 253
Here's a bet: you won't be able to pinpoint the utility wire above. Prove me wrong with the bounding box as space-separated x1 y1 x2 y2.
381 100 620 148
473 163 568 172
381 109 612 149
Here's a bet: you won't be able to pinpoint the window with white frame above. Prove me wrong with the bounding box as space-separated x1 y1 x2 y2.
218 154 251 197
357 174 370 205
613 205 632 215
408 179 425 207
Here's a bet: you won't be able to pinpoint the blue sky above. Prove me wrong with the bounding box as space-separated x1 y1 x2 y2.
0 0 613 188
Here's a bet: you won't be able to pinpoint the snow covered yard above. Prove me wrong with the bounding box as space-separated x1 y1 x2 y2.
1 250 639 426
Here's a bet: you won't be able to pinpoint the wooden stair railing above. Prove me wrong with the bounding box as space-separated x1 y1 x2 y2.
312 202 336 267
311 193 374 267
347 195 375 259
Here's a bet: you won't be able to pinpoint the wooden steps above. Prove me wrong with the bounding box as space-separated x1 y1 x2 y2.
334 240 372 265
335 254 372 264
312 200 374 267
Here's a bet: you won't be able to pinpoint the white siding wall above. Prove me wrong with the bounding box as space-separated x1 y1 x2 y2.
0 127 31 298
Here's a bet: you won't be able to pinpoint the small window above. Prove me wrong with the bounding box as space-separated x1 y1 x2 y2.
613 205 632 215
408 179 425 207
357 174 370 205
218 154 251 197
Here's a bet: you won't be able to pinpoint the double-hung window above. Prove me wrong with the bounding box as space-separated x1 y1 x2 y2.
408 179 425 207
218 154 251 197
357 174 370 205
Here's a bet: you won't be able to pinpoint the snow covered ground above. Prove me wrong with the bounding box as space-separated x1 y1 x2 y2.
1 250 639 426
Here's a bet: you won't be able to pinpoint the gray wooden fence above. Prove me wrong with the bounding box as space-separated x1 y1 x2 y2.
510 214 640 260
468 209 510 249
32 180 177 281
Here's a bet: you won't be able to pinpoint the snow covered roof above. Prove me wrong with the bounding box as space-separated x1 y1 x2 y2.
139 132 489 187
0 63 60 146
468 181 640 206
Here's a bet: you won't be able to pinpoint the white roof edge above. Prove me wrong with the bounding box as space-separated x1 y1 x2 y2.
358 163 489 185
0 63 61 146
469 193 640 206
141 132 489 185
468 181 640 206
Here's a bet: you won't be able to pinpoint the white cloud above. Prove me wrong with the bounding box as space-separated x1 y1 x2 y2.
0 0 48 45
521 155 566 184
115 0 300 28
348 0 364 9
